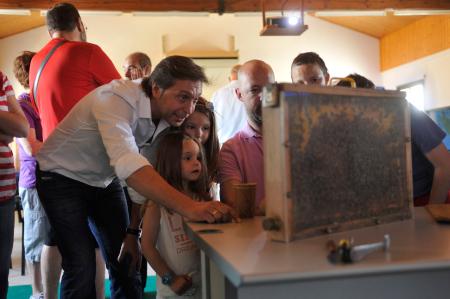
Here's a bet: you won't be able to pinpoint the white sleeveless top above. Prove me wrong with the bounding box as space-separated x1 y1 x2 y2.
156 207 201 298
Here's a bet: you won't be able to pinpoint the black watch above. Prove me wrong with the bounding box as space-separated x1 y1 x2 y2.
161 272 174 285
126 227 141 237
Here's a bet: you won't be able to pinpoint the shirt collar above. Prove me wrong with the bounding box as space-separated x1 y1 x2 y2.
136 81 151 119
242 122 262 138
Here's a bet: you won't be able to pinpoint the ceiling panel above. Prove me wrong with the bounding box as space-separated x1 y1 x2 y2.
0 0 449 12
0 1 449 39
313 14 425 38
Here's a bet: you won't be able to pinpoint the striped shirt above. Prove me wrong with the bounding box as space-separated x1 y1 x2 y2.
0 71 16 202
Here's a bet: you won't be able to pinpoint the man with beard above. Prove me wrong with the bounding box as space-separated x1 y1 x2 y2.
218 60 275 215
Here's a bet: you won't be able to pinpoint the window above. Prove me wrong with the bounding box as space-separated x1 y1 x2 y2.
398 80 425 111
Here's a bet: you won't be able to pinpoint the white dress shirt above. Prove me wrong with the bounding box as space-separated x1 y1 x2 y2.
37 79 168 204
211 80 247 145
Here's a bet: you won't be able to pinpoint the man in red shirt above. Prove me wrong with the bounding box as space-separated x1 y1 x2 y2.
29 3 120 299
29 3 120 140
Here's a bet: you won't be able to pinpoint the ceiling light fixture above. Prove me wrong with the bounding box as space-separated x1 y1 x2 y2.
0 9 31 16
79 10 123 16
314 10 387 17
393 9 450 16
132 11 210 17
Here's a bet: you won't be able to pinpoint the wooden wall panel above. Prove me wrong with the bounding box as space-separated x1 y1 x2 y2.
315 15 423 38
381 15 450 71
0 11 44 39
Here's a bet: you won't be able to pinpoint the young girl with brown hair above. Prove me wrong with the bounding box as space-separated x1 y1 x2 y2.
141 132 210 298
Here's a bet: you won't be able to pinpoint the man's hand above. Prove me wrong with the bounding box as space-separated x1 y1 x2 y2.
130 68 144 80
170 274 192 295
118 234 142 276
188 201 238 223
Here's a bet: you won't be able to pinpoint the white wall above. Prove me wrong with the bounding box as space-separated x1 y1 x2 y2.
382 49 450 110
0 13 380 99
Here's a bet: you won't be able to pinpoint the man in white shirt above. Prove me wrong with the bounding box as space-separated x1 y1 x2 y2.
211 64 247 145
36 56 234 299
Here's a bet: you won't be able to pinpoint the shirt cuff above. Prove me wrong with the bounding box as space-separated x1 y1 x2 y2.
115 152 150 181
127 187 147 205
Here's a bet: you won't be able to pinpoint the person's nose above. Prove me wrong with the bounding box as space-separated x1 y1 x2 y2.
256 91 263 102
184 101 195 115
194 159 201 167
194 128 202 139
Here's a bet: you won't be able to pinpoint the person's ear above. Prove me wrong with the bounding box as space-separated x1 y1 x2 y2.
325 73 331 85
152 82 161 99
235 88 244 102
143 65 151 76
76 18 83 32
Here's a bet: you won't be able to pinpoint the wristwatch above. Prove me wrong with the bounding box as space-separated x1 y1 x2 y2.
161 272 174 285
126 227 141 237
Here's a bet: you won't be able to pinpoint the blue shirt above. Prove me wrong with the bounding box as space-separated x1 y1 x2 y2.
410 105 446 198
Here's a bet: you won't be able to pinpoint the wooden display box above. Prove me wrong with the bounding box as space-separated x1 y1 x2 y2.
262 84 413 242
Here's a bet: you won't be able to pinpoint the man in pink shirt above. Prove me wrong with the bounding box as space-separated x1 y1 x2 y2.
218 60 275 215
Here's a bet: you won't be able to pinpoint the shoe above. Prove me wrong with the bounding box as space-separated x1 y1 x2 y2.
29 292 44 299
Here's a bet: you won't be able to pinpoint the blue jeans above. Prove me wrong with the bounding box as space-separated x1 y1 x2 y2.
36 169 141 299
0 197 14 299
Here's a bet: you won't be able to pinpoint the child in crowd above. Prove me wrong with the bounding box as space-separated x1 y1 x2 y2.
141 132 210 299
13 51 48 299
182 97 220 196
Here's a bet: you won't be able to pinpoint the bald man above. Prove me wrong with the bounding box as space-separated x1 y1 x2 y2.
123 52 152 80
218 60 275 215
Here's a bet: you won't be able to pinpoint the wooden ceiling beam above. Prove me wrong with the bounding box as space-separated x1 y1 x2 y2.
0 0 449 13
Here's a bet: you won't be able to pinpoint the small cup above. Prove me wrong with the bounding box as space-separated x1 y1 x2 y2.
233 183 256 218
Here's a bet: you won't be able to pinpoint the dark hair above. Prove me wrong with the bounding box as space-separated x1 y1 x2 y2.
336 73 375 89
155 131 210 200
13 51 36 89
291 52 328 75
46 2 80 32
181 97 219 184
141 55 208 98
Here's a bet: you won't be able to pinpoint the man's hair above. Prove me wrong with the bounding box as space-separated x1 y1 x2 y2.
46 2 80 32
291 52 328 75
141 55 208 98
130 52 151 69
336 73 375 89
13 51 36 89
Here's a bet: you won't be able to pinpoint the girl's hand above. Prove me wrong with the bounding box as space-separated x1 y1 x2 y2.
170 274 192 295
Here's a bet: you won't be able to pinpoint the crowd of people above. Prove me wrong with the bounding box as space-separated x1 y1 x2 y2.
1 2 450 299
